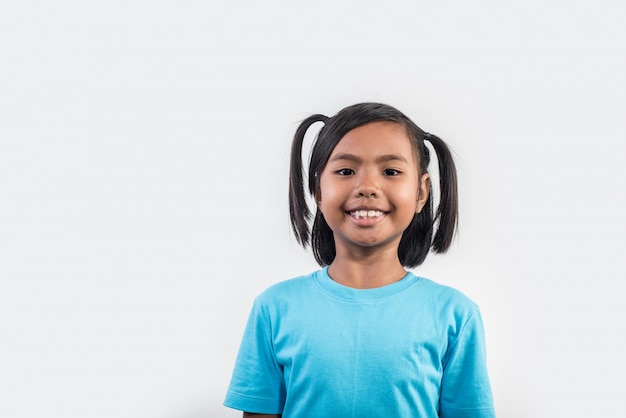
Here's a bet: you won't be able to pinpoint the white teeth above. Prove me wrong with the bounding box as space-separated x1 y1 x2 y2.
351 210 383 219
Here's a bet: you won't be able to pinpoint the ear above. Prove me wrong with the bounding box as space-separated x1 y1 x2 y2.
314 181 322 206
415 173 430 214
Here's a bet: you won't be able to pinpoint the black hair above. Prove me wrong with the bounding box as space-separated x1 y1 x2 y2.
289 102 458 268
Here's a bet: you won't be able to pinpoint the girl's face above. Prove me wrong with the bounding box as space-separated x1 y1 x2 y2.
317 121 430 256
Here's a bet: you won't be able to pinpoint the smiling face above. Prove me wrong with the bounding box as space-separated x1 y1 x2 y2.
317 121 430 257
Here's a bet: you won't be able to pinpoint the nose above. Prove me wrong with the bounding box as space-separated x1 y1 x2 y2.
358 188 377 198
356 171 379 198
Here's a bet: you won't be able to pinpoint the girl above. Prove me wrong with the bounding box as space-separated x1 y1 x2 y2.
224 103 495 417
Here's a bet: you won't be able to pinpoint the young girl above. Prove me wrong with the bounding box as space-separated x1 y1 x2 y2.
224 103 495 417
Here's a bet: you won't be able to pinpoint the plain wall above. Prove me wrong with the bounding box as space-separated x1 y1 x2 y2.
1 1 625 417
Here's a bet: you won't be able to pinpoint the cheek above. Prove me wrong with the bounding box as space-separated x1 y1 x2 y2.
318 179 339 208
317 175 350 219
316 176 330 207
397 185 419 204
395 184 421 214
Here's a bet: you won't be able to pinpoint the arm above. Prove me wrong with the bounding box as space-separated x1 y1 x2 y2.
226 299 286 416
440 309 495 417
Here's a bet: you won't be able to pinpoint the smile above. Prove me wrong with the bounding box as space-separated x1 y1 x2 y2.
349 210 385 219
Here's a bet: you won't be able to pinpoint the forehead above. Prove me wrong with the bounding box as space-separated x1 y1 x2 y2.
330 121 416 161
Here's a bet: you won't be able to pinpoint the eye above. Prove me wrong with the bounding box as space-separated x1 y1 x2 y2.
336 168 355 176
383 168 401 176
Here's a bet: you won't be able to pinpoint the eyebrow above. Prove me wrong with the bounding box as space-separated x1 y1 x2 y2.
329 153 410 164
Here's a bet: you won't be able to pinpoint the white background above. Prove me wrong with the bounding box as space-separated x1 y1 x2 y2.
1 1 625 417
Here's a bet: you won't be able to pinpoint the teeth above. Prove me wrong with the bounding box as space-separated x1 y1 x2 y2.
351 210 383 219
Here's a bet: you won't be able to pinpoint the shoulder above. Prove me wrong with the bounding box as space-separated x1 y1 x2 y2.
412 277 489 359
411 275 481 319
415 275 478 305
246 270 326 327
253 270 321 306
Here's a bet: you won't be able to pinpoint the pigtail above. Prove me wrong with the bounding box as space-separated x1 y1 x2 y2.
424 133 458 253
289 114 328 247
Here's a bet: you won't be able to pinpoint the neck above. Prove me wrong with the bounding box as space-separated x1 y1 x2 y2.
327 249 407 289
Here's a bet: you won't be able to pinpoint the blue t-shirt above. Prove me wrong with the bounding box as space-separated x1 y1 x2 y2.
224 268 495 417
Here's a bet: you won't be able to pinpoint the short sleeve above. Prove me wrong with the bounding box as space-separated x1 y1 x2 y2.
440 308 496 418
223 298 286 414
